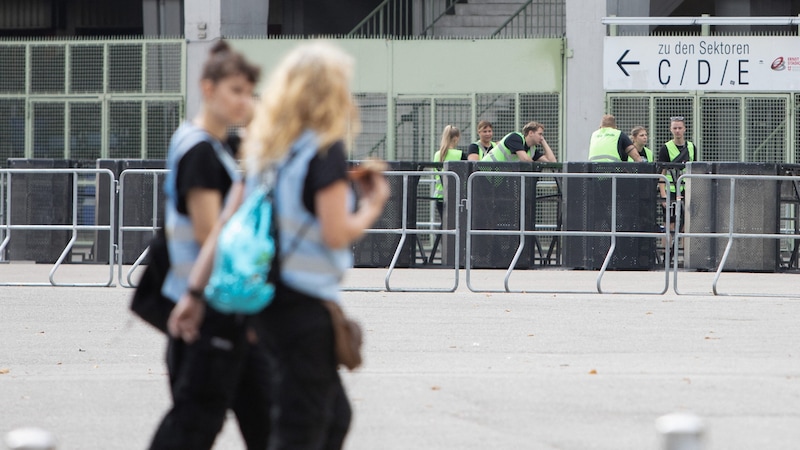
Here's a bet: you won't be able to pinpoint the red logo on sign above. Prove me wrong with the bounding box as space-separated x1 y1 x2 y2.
771 57 786 71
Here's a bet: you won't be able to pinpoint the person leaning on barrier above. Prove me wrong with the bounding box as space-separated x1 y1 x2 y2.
482 121 556 163
433 125 468 217
630 126 653 162
467 120 497 161
588 114 642 162
658 116 696 239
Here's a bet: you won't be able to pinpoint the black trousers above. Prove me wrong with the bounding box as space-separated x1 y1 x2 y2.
149 308 272 450
259 284 352 450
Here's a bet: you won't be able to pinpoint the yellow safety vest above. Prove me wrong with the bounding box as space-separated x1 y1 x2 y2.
664 140 695 193
481 132 530 162
433 148 464 199
472 140 497 160
588 128 622 162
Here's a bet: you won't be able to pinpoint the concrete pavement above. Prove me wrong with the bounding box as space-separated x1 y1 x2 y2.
1 265 799 449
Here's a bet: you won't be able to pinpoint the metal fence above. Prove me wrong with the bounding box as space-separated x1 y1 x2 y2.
0 39 185 165
0 168 115 286
673 173 800 298
344 170 461 292
355 93 562 162
607 92 797 164
465 171 672 295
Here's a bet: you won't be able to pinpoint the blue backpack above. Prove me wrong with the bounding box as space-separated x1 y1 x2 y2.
204 184 276 314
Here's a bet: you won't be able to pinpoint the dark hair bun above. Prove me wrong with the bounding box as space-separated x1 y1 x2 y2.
209 40 231 56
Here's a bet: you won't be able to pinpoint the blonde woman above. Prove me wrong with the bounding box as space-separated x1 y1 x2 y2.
433 125 466 216
173 41 389 449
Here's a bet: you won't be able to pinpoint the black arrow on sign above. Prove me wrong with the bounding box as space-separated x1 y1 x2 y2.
616 49 640 76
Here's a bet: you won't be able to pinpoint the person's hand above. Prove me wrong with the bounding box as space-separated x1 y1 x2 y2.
168 293 206 343
358 171 390 209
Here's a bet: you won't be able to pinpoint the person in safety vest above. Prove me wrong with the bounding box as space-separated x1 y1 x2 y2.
481 121 556 163
433 125 467 217
467 120 497 161
588 114 642 162
658 116 696 254
630 126 653 162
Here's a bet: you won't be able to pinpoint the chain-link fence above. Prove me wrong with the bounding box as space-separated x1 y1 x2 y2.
0 39 185 165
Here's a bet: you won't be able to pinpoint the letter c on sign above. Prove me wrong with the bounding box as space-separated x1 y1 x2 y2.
659 59 671 85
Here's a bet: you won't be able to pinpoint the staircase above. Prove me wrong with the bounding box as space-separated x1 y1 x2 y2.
349 0 565 38
428 0 531 37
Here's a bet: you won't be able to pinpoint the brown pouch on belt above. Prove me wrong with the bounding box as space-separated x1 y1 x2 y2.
322 300 363 371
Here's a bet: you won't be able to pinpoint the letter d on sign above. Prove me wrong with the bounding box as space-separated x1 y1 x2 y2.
697 60 710 85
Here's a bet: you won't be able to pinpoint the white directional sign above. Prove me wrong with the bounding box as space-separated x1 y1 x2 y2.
604 36 800 91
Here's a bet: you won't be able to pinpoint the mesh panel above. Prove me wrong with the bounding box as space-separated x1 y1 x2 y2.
609 96 651 141
32 102 65 159
700 97 740 161
70 45 104 93
0 45 26 94
109 101 142 158
654 96 694 151
109 44 143 93
797 94 800 163
69 102 102 161
352 93 387 160
0 99 25 165
520 93 560 157
395 98 431 161
146 43 183 94
745 97 786 163
476 94 515 137
146 101 181 159
434 97 471 155
31 45 66 94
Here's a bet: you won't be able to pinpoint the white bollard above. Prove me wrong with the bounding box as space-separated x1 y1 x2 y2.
655 412 705 450
3 427 57 450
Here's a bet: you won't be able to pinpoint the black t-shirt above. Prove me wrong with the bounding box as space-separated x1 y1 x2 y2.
658 141 696 163
175 140 234 215
468 142 493 158
303 140 349 216
617 132 635 161
503 133 545 161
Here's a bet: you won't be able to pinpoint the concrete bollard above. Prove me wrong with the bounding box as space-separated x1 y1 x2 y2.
3 427 57 450
655 412 705 450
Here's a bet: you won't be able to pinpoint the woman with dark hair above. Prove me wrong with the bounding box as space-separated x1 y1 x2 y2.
148 41 269 450
175 41 390 450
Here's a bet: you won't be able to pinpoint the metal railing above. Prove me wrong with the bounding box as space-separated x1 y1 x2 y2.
0 168 115 286
602 15 800 36
465 171 672 295
117 169 167 288
419 0 460 37
348 0 459 37
492 0 566 38
673 173 800 298
343 170 460 292
348 0 413 37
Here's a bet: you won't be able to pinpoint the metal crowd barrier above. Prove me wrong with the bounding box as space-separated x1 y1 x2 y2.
117 169 168 288
673 173 800 297
343 170 460 292
465 171 672 295
0 168 116 287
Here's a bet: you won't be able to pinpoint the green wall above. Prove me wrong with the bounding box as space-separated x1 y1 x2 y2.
229 38 564 94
